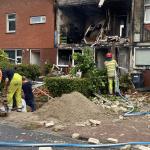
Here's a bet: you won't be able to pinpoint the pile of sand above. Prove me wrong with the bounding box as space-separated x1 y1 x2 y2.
36 92 105 123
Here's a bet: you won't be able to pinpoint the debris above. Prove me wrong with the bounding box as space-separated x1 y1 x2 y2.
52 125 65 132
39 147 53 150
75 122 86 127
133 145 150 150
88 138 100 144
89 119 101 126
45 121 55 128
0 110 8 117
107 138 118 143
120 145 131 150
98 0 105 7
111 105 121 113
119 115 124 120
72 133 80 139
84 120 91 126
93 93 112 105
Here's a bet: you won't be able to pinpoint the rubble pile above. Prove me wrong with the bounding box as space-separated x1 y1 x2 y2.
92 92 150 114
33 86 50 97
36 92 106 123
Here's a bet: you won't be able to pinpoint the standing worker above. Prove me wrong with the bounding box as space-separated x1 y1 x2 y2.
104 52 118 95
2 67 22 112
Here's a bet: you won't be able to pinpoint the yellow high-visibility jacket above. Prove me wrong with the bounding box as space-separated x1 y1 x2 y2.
104 59 118 77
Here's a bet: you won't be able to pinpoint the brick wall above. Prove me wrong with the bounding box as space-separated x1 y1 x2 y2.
0 0 55 49
144 24 150 31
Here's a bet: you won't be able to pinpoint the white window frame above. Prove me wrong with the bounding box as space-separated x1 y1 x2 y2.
5 49 22 64
144 0 150 24
57 48 82 67
6 13 16 33
16 49 22 64
30 16 46 24
133 47 150 69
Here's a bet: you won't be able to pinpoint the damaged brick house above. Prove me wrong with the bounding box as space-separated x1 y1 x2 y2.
132 0 150 88
0 0 56 67
55 0 132 72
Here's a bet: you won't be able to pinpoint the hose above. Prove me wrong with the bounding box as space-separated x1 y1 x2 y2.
0 141 150 148
115 71 150 117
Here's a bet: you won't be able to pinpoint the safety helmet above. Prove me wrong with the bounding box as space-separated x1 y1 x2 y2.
106 52 112 58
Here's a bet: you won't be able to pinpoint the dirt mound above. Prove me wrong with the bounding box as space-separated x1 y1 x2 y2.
36 92 105 123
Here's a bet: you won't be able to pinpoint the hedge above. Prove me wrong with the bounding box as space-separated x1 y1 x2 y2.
15 64 40 80
44 77 94 97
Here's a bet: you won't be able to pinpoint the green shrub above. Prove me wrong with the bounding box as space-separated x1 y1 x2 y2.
119 74 131 92
71 46 95 77
88 68 108 94
0 49 13 69
15 64 40 80
44 77 93 97
43 63 53 75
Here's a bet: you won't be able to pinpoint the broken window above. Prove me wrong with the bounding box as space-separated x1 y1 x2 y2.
57 49 82 66
144 0 150 23
58 49 72 66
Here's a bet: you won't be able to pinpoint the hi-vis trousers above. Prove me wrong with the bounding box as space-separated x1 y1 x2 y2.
7 73 22 110
108 77 114 95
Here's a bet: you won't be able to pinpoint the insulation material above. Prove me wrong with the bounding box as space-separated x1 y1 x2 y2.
98 0 105 7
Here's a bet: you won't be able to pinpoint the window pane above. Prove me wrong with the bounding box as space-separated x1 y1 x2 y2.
17 50 22 56
30 16 46 24
135 48 150 65
17 58 22 64
145 6 150 22
5 51 15 60
58 50 72 65
31 17 41 23
9 21 16 31
145 0 150 5
8 14 16 19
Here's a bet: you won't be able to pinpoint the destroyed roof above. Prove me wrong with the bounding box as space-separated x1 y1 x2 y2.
56 0 130 7
56 0 100 6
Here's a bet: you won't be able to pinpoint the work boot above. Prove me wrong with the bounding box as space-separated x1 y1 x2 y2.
17 107 22 112
8 107 12 113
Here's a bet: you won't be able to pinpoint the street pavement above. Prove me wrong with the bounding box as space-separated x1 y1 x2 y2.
0 123 109 150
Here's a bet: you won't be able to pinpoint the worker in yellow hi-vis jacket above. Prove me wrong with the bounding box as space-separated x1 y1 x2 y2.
104 52 118 95
2 68 22 112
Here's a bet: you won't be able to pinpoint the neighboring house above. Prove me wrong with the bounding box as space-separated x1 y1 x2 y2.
132 0 150 69
131 0 150 87
55 0 132 73
0 0 56 67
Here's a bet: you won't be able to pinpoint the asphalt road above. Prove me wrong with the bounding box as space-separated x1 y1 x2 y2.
0 123 111 150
